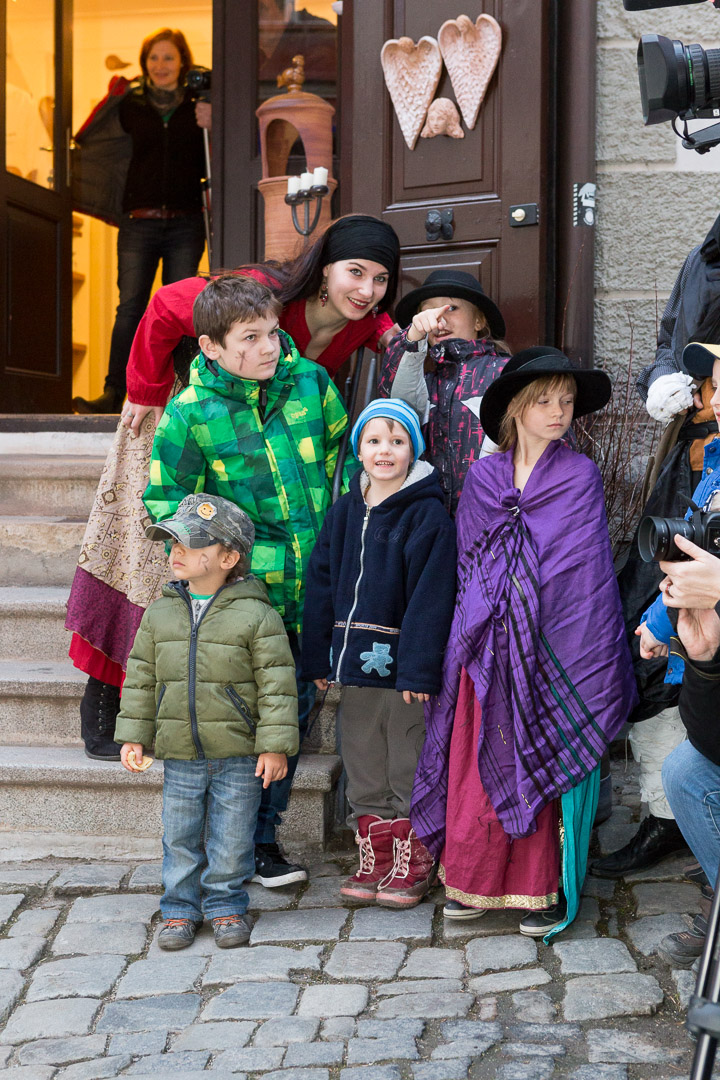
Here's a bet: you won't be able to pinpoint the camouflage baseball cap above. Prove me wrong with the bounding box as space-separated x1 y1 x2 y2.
145 494 255 555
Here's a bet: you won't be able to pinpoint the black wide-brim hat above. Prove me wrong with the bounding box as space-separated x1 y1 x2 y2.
395 269 506 340
479 346 613 444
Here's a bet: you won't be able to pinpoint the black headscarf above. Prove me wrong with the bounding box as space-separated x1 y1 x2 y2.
324 215 400 274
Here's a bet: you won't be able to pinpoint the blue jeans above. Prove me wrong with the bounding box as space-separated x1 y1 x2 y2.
662 739 720 889
106 214 206 397
254 631 316 845
161 756 262 922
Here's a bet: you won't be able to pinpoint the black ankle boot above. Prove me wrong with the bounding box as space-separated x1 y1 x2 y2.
80 677 122 760
590 813 688 879
72 387 124 415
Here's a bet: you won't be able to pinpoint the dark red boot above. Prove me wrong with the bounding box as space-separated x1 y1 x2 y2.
376 818 436 908
340 816 395 902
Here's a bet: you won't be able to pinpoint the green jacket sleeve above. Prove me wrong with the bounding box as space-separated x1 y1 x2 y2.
250 607 300 756
143 402 207 523
114 612 159 748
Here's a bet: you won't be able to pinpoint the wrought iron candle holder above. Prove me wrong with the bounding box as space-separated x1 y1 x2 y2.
284 185 330 237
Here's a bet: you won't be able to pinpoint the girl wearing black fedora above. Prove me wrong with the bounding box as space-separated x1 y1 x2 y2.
410 347 637 937
378 269 510 516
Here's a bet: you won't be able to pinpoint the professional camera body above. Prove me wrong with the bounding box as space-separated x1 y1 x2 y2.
638 505 720 561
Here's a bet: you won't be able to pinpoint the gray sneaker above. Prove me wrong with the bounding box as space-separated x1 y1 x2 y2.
158 918 199 951
212 914 253 948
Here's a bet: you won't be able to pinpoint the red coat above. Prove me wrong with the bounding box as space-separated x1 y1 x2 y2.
126 270 393 405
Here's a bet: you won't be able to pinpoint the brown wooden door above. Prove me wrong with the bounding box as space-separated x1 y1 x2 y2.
339 0 552 353
1 0 73 414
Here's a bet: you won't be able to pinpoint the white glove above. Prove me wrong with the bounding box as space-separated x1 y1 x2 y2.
645 372 696 422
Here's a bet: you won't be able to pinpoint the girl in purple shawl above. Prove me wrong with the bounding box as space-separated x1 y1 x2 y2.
411 347 637 939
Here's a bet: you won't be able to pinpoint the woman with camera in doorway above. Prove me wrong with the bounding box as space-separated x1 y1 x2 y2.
72 27 209 415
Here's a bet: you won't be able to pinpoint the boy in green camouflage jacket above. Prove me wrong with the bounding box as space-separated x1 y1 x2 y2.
143 273 352 886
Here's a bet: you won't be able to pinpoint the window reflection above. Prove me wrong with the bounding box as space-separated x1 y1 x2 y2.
258 0 337 109
6 0 56 189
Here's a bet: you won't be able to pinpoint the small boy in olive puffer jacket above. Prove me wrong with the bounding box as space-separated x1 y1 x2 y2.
116 493 298 952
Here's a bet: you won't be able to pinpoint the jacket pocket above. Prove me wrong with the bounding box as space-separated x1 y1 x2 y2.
155 684 167 719
224 686 257 735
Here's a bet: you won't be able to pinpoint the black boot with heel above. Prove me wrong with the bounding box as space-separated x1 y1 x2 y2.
80 676 122 760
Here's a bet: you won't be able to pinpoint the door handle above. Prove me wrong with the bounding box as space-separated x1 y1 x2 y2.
426 208 454 242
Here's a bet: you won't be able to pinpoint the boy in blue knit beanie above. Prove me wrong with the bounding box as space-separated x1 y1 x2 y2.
302 399 456 909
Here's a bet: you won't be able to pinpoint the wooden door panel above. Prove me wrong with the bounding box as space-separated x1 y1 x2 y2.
392 2 499 200
343 0 550 352
383 201 503 245
399 246 498 297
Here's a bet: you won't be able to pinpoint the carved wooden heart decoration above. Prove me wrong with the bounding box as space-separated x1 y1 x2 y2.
438 13 502 130
381 36 443 150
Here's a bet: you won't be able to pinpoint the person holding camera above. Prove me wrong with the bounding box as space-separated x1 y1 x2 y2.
72 27 210 415
632 341 720 966
591 231 720 880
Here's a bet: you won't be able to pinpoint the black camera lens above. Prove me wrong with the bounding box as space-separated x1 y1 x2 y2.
638 515 696 562
637 34 720 124
186 66 211 94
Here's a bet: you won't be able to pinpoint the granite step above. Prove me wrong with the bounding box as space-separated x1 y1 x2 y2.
0 660 85 747
0 587 71 662
0 746 342 849
0 518 85 587
0 456 104 518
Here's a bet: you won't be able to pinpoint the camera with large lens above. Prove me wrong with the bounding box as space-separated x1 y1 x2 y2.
638 34 720 125
186 66 211 96
638 507 720 562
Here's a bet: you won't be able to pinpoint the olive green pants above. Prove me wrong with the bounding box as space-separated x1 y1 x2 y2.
337 685 426 830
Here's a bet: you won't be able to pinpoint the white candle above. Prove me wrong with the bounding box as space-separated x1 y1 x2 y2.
287 176 301 195
300 172 313 190
312 166 328 187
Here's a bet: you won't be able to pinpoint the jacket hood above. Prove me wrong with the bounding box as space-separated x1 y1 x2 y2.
189 330 301 402
162 575 272 607
429 336 506 366
352 459 445 509
701 212 720 264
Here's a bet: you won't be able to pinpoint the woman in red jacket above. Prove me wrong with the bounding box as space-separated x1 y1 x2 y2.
65 213 400 758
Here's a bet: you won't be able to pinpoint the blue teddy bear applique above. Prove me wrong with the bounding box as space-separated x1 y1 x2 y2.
360 642 393 677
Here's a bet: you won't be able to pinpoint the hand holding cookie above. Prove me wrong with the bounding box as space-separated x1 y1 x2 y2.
121 743 153 772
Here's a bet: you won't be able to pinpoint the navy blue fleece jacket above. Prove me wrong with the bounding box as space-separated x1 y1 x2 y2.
301 461 457 694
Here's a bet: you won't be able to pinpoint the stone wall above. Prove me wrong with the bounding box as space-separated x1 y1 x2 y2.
596 0 720 382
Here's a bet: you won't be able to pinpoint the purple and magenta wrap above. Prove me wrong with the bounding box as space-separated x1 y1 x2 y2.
411 440 637 854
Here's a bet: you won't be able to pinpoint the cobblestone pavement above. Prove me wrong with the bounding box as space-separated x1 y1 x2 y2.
0 758 706 1080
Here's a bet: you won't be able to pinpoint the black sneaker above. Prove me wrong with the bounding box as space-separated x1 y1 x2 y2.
212 914 253 948
443 899 487 920
157 918 199 951
252 842 308 888
519 896 568 937
658 912 708 968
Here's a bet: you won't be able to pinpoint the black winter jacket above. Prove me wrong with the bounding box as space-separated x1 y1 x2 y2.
301 461 457 694
119 84 204 213
72 76 204 225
